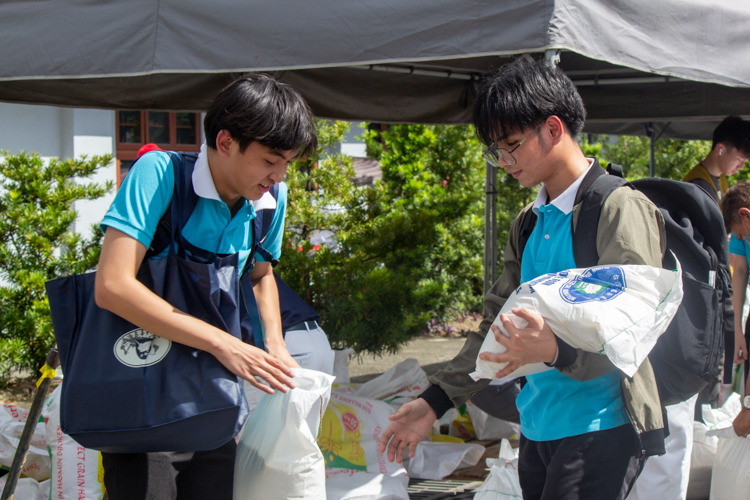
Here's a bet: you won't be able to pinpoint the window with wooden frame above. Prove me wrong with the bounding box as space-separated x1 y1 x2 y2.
116 111 201 187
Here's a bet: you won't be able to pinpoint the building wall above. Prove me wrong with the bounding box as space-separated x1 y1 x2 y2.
69 108 117 238
0 103 117 239
0 103 65 157
1 104 366 244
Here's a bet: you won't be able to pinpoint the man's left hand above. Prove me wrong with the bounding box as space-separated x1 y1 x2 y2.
733 407 750 437
479 307 558 379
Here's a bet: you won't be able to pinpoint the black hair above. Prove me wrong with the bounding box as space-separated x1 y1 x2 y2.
204 74 317 157
712 116 750 156
473 57 586 145
722 181 750 232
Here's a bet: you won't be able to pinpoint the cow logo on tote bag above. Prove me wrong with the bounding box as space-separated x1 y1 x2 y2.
114 329 171 367
560 266 626 304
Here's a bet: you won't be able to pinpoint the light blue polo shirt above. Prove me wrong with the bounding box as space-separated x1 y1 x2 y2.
729 234 750 261
515 161 630 442
100 147 286 272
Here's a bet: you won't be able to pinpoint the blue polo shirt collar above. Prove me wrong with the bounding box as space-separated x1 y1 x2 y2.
532 158 594 216
192 144 222 202
192 144 263 219
192 143 278 215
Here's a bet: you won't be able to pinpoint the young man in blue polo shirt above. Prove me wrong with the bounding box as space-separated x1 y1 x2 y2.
379 58 666 499
94 74 317 499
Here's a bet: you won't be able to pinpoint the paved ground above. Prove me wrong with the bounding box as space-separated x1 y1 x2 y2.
348 337 467 382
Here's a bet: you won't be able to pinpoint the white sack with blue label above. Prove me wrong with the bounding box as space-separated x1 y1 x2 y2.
471 261 683 381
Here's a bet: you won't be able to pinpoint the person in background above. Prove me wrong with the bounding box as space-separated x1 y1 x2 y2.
688 118 750 410
137 142 163 158
725 182 750 392
722 182 750 435
631 118 750 500
276 272 335 375
683 116 750 204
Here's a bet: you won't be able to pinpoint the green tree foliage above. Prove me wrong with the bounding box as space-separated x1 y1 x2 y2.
0 151 112 376
579 135 711 181
277 122 496 354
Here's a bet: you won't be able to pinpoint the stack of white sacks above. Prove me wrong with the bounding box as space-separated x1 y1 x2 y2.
0 385 104 500
236 357 521 500
0 356 518 500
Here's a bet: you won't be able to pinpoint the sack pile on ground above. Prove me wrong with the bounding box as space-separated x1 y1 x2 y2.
472 263 683 380
0 384 105 500
2 357 521 500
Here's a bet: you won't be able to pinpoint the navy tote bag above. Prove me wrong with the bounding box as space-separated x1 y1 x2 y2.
45 153 249 453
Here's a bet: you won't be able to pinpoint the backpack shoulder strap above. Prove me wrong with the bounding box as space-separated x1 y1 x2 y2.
518 207 537 261
146 152 200 258
572 161 629 268
247 183 282 271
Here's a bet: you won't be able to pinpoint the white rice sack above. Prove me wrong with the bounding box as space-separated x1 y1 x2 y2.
319 392 408 500
0 476 49 500
471 261 683 380
234 369 334 500
43 385 105 500
407 442 485 480
0 404 50 481
352 358 429 409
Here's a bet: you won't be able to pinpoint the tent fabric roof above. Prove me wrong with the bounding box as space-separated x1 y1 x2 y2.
2 0 749 138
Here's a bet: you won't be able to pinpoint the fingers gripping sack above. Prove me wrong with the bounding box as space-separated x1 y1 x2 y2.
233 368 335 500
471 262 683 381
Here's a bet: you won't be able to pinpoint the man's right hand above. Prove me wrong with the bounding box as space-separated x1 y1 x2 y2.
212 336 296 394
378 398 437 463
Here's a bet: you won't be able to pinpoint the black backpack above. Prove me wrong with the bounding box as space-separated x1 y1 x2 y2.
519 162 733 406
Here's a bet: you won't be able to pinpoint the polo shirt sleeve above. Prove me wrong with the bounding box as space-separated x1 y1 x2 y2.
729 233 749 259
100 151 175 249
256 182 287 262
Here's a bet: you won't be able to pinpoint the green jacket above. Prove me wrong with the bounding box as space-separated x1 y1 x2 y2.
422 183 668 457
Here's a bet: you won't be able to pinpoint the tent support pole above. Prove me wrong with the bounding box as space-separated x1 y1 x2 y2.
484 161 498 312
646 122 656 177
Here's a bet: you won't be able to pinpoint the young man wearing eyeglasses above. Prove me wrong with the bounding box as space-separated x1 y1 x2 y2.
379 58 667 500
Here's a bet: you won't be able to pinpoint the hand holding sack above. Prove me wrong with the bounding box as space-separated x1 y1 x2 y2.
233 368 334 500
471 262 683 381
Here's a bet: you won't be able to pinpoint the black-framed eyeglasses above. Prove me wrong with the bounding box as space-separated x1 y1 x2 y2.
482 122 544 167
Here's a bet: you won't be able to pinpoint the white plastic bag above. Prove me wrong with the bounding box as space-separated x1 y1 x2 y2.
332 348 355 383
472 263 683 381
233 368 334 500
0 404 49 481
43 385 105 500
708 428 750 499
353 358 429 408
407 442 485 480
0 476 49 500
686 420 716 500
704 393 741 433
704 393 749 500
319 391 409 500
474 440 521 500
466 401 520 441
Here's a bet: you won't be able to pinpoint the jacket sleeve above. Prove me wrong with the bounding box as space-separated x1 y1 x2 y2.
420 205 530 416
556 187 666 381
